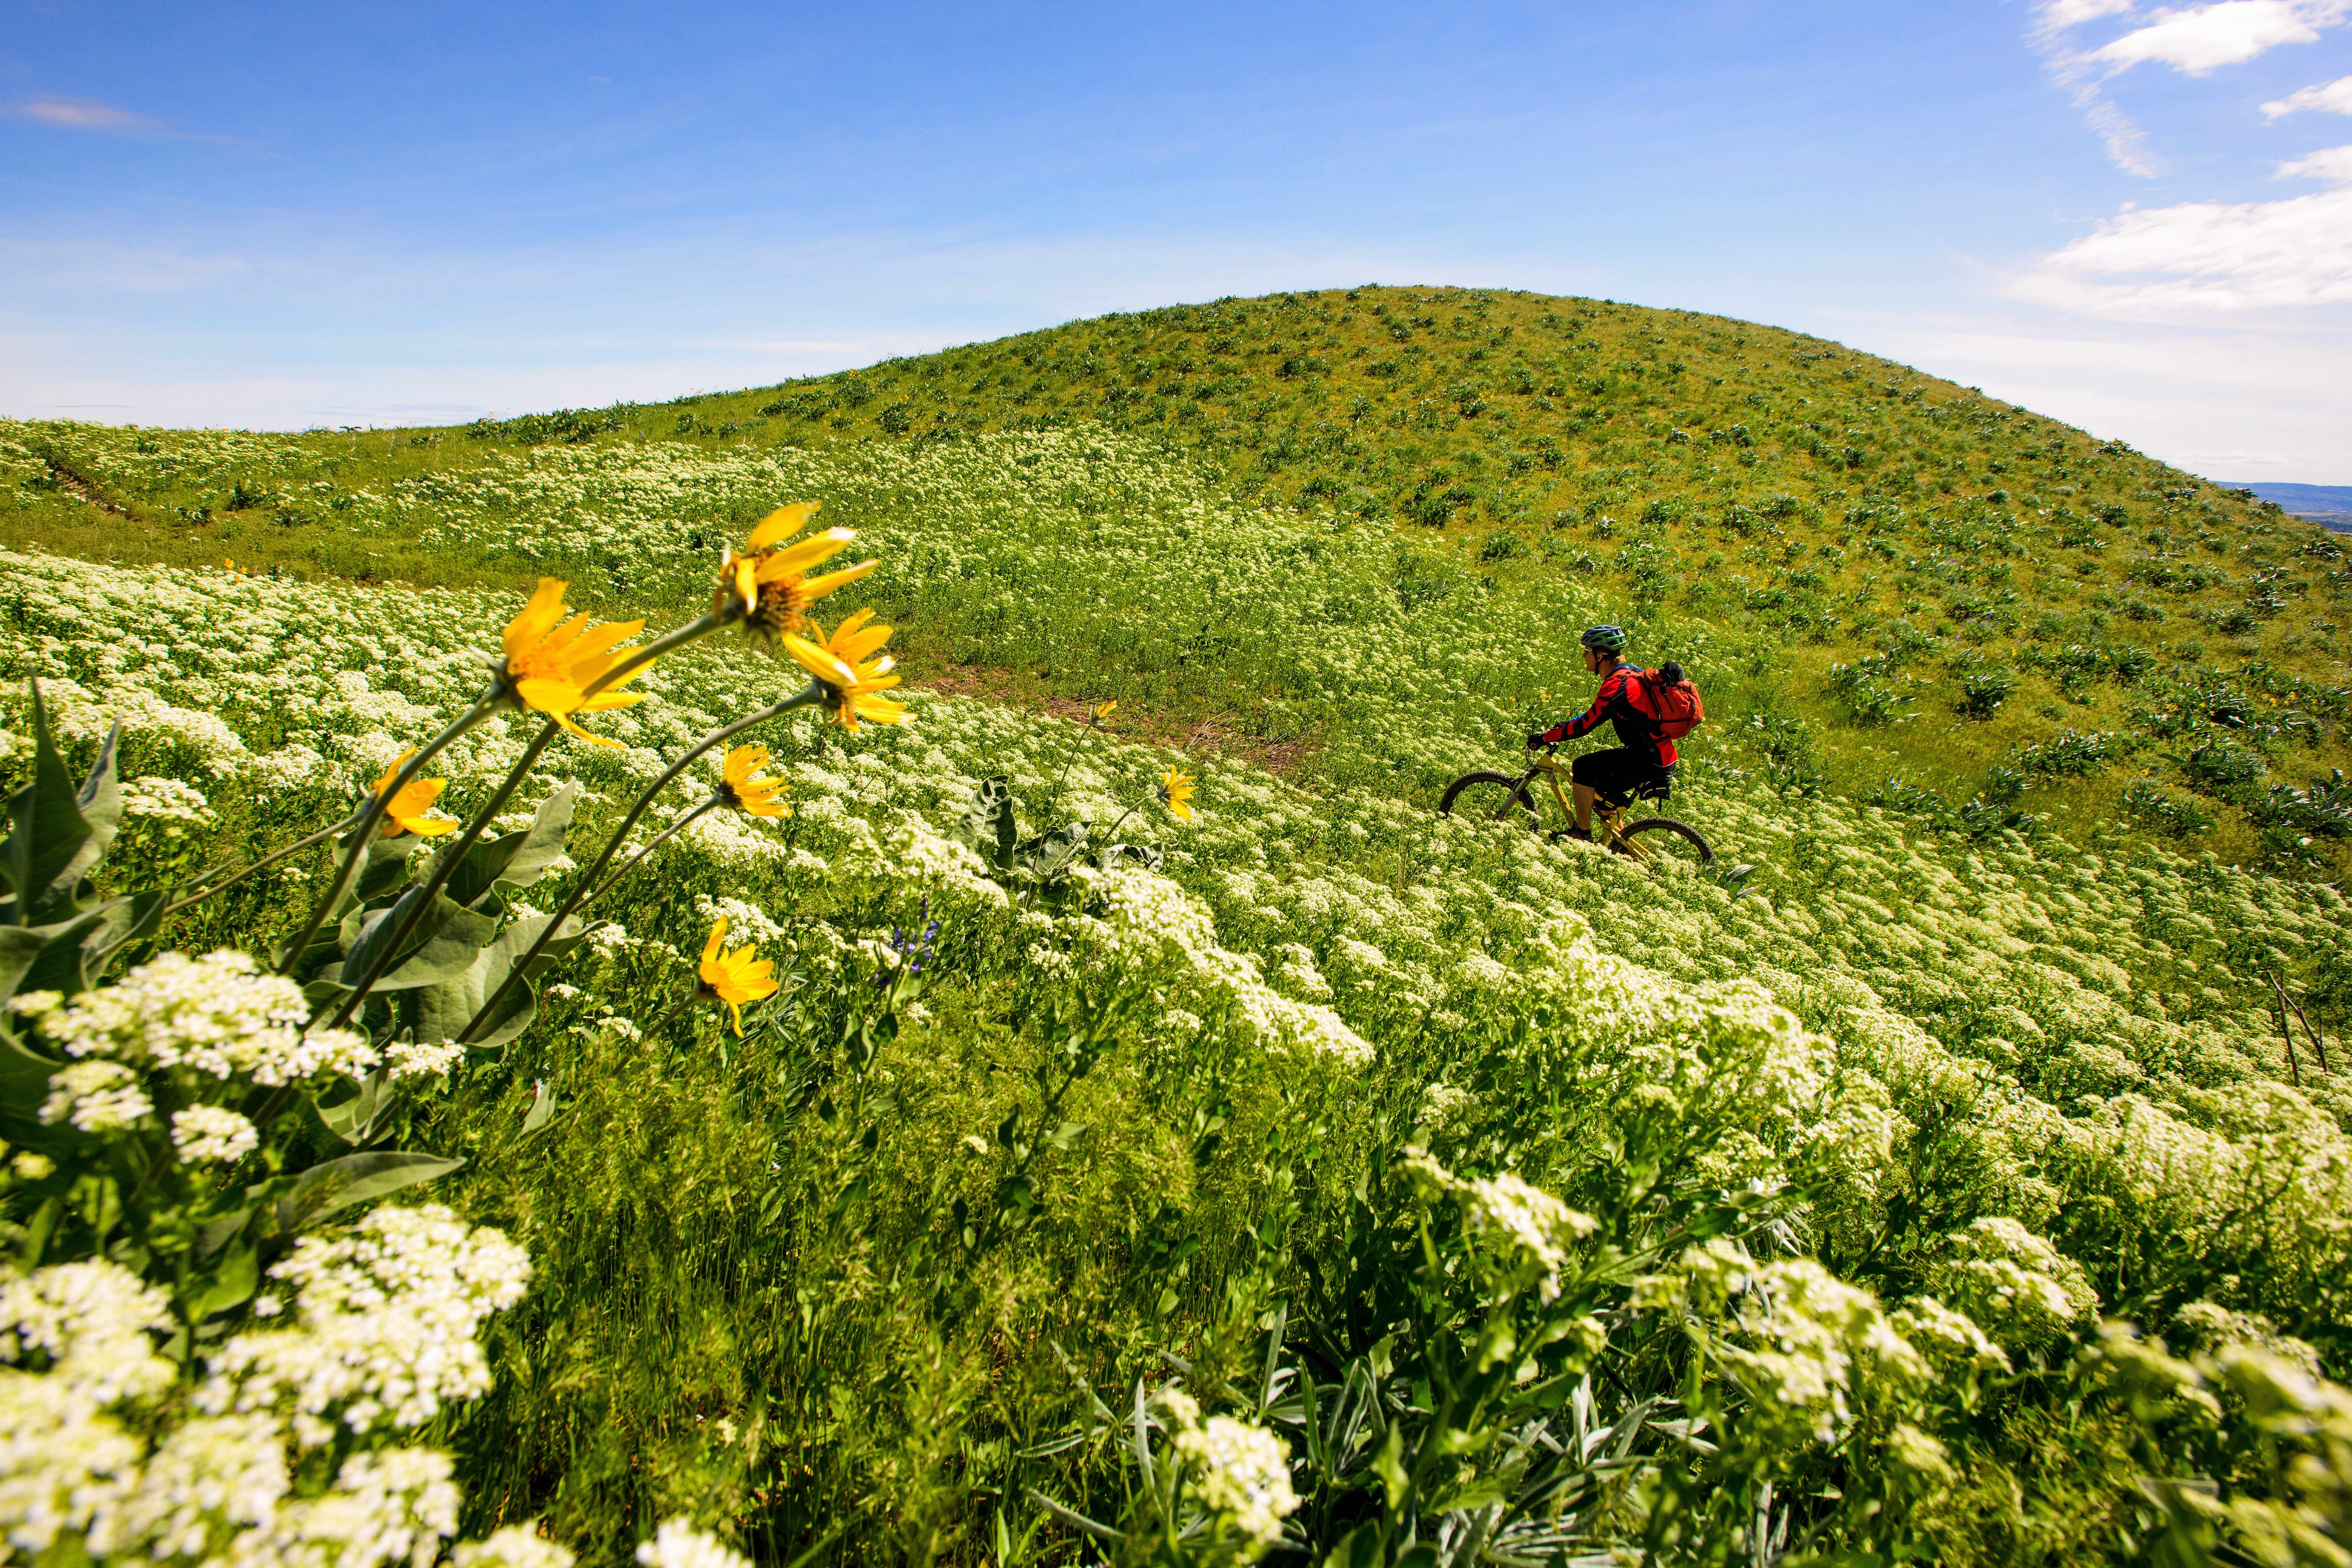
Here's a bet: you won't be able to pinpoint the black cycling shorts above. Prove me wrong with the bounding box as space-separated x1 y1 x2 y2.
1571 747 1674 808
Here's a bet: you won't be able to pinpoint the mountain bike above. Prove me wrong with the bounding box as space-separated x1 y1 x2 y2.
1439 746 1715 864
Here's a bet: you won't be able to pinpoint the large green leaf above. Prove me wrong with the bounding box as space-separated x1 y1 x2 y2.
441 782 577 910
314 1070 389 1146
75 891 164 988
353 831 426 905
954 776 1020 874
402 911 591 1051
0 1030 60 1121
17 901 141 1000
494 782 578 894
337 886 480 990
2 690 114 927
373 901 500 992
274 1150 464 1234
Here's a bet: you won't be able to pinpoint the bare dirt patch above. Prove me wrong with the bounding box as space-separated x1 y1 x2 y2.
916 666 1321 778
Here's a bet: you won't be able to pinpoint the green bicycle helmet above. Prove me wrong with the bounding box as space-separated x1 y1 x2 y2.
1580 624 1628 654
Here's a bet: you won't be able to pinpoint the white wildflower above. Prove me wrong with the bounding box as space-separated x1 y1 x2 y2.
692 895 785 949
39 1059 153 1132
39 950 376 1086
171 1105 260 1164
1173 1415 1299 1547
456 1523 578 1568
121 775 212 822
635 1518 754 1568
200 1205 531 1443
384 1038 465 1081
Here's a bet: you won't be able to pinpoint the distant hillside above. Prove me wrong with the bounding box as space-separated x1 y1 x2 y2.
2224 481 2352 528
3 284 2348 874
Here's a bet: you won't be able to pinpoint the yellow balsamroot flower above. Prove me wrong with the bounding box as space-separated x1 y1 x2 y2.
1158 769 1196 823
716 501 879 641
498 578 648 746
718 744 789 817
1093 701 1118 726
783 610 909 733
697 916 780 1037
370 748 459 837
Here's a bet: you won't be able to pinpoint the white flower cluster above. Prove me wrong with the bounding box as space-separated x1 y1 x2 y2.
1173 1414 1300 1548
38 1059 152 1132
690 894 785 949
1720 1259 1926 1444
37 950 375 1087
202 1204 532 1445
633 1518 754 1568
121 774 212 822
1924 1217 2096 1349
383 1037 466 1081
1404 1152 1597 1301
170 1105 260 1164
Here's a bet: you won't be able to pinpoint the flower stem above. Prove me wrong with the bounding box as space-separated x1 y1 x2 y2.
274 698 496 974
584 613 722 700
452 684 821 1045
321 718 561 1030
163 820 347 918
582 796 720 910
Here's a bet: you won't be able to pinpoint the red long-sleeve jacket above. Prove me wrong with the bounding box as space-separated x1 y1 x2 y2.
1535 665 1678 766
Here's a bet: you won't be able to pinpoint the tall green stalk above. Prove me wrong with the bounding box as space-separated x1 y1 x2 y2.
452 684 821 1045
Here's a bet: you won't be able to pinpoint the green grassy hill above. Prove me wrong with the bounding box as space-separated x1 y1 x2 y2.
4 284 2348 875
7 287 2352 1566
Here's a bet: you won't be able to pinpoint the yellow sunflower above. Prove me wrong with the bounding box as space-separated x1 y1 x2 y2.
714 501 879 641
782 610 909 732
718 744 790 817
497 578 649 746
1157 769 1196 823
370 748 459 837
697 915 780 1037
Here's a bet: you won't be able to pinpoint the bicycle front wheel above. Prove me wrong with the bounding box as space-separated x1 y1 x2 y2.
1438 771 1542 830
1611 816 1715 865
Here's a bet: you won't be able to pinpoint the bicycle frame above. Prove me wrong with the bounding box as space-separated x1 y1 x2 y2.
1513 752 1638 842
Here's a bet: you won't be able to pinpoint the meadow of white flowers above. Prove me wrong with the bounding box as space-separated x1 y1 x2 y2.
3 422 2351 1563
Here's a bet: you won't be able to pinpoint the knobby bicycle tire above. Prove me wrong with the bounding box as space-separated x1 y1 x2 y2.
1438 770 1542 829
1611 815 1715 864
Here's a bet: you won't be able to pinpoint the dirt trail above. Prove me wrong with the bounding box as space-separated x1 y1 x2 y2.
916 665 1320 778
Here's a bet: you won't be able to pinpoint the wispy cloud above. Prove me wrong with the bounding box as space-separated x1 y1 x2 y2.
2278 142 2352 178
2 96 224 142
2265 73 2352 114
2091 1 2343 76
2029 1 2161 175
2029 2 2350 174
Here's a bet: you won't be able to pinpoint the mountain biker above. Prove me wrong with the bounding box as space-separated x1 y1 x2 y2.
1526 625 1679 842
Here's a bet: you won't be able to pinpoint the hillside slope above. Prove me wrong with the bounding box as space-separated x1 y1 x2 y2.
3 285 2347 874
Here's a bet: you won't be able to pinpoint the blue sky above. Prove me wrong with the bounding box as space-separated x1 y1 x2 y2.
4 0 2349 478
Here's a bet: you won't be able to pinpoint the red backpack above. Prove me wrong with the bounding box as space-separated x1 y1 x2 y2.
1628 662 1705 740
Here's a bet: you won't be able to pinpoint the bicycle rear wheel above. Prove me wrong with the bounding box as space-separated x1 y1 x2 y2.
1439 771 1542 830
1611 816 1715 865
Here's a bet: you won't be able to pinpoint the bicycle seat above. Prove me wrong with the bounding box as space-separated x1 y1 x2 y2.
1633 779 1672 803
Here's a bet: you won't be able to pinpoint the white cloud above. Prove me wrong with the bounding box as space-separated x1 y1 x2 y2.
1832 310 2352 481
2014 186 2352 311
2278 142 2352 179
2037 0 2140 28
2265 73 2352 114
2091 1 2343 76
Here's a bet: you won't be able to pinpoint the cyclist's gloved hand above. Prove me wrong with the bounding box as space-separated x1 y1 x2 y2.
1525 732 1551 750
